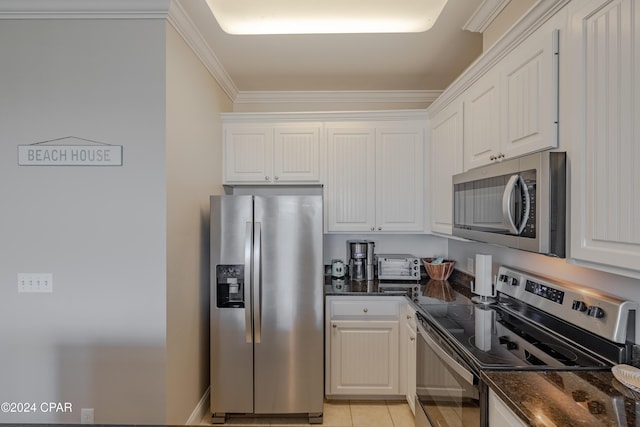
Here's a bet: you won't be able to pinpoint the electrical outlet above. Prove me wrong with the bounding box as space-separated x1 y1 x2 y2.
81 408 94 424
467 257 474 273
18 273 53 293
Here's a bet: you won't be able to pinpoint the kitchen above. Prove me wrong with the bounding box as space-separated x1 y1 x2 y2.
1 0 639 426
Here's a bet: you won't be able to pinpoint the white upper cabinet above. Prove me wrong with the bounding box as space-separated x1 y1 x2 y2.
325 126 377 232
223 121 321 184
429 102 463 235
375 126 425 232
566 0 640 277
464 72 501 170
501 23 559 160
325 119 425 233
462 12 561 170
223 125 274 183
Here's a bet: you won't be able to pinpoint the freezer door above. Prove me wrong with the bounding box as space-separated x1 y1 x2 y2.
210 195 254 414
253 195 324 415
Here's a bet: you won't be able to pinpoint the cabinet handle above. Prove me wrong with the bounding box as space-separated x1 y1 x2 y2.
363 308 368 313
274 176 279 181
371 227 375 231
490 155 496 161
332 324 337 328
378 227 382 231
498 153 505 159
265 176 270 181
406 315 412 319
410 337 416 342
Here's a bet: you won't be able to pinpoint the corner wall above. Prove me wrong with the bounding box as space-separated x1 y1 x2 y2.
0 19 167 424
165 23 232 424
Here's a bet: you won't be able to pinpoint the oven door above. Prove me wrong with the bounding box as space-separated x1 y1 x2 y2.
416 320 481 427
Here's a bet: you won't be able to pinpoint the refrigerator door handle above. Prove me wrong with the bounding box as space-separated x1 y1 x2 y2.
253 222 262 344
244 222 253 343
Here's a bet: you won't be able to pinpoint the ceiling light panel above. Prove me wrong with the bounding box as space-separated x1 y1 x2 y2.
205 0 450 35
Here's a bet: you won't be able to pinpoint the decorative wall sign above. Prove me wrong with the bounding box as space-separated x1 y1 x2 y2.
18 136 123 166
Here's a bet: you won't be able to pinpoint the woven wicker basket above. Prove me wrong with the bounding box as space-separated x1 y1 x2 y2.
422 258 455 280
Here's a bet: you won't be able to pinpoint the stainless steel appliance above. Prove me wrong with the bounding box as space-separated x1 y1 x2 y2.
415 266 637 427
377 254 421 281
452 151 566 257
347 240 375 281
210 195 323 424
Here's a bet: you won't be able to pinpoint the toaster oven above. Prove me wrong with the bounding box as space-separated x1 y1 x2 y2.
377 254 421 281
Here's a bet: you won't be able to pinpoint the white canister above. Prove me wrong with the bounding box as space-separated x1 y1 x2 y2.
331 260 346 278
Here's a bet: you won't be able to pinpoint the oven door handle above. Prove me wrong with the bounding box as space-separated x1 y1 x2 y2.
418 322 475 385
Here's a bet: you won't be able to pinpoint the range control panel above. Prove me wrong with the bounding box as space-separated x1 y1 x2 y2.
495 266 636 344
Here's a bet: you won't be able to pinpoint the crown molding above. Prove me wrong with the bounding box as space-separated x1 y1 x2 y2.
429 0 571 116
220 109 429 123
463 0 511 33
167 0 238 101
234 90 442 106
0 0 171 19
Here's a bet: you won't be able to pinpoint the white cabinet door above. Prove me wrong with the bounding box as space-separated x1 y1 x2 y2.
329 320 400 395
567 0 640 276
462 17 561 171
429 102 463 235
404 307 417 414
325 123 425 233
273 126 321 182
489 390 528 427
501 21 559 160
325 126 376 232
223 122 321 184
463 72 502 170
376 127 424 232
223 125 273 183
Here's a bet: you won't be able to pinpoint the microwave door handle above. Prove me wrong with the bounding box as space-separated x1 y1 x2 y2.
502 174 530 235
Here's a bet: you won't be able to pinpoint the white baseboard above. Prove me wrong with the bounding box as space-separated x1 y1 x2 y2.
186 386 211 425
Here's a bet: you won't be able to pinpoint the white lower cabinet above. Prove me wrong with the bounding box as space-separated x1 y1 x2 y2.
404 306 417 414
489 390 527 427
326 296 404 397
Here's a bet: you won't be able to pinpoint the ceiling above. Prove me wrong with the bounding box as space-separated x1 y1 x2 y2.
177 0 485 92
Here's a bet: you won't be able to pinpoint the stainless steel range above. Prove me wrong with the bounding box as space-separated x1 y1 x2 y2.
415 266 637 427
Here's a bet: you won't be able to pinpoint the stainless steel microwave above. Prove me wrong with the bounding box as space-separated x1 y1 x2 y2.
452 151 566 257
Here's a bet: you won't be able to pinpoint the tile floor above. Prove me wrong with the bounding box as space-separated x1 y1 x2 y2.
200 399 415 427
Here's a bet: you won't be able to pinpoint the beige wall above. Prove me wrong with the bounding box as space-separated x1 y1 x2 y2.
165 23 232 424
483 0 537 51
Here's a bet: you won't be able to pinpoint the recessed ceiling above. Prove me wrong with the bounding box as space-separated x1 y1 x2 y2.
178 0 484 92
204 0 450 34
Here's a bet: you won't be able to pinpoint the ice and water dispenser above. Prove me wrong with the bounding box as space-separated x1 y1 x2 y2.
216 265 245 308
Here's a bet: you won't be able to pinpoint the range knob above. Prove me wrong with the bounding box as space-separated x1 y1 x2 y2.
587 306 605 318
508 277 519 286
571 300 588 312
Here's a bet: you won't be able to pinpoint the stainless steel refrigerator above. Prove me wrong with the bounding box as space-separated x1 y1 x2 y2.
210 194 323 424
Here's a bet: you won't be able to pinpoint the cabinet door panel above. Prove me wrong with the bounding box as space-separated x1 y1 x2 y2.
568 0 640 274
224 126 273 182
430 103 463 235
376 128 424 232
274 126 320 182
502 19 559 159
464 74 501 170
330 320 399 395
326 128 376 232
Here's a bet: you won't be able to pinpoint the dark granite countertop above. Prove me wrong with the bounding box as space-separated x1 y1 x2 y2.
483 370 640 426
324 269 475 301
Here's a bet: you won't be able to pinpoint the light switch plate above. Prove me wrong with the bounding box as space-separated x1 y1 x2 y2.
18 273 53 293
